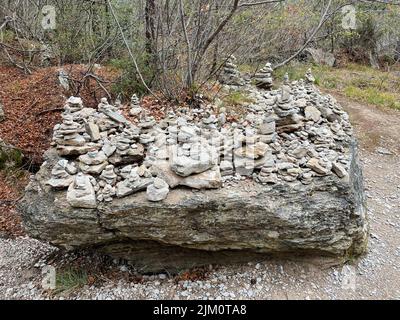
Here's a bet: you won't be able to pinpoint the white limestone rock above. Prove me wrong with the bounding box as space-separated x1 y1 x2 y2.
170 144 217 177
147 178 170 202
305 105 321 122
85 122 101 142
307 158 330 175
66 173 97 209
180 166 222 189
332 162 348 178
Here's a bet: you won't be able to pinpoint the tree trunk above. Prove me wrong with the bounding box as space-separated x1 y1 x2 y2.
145 0 156 57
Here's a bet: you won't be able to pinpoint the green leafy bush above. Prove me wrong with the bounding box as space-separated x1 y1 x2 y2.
109 56 154 100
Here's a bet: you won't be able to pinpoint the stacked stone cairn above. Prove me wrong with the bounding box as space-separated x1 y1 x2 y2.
254 62 274 90
219 55 245 86
129 94 143 117
46 67 354 209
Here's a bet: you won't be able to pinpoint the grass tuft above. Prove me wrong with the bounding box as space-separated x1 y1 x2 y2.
54 268 89 296
344 86 400 110
222 90 254 106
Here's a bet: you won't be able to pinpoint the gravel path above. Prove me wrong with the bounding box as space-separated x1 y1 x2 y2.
1 94 400 300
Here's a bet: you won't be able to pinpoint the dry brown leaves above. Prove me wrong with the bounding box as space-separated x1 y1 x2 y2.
174 267 211 283
0 171 29 237
0 64 118 165
0 64 118 236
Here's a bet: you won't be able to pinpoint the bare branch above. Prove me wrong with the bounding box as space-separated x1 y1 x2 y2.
274 0 333 69
239 0 286 8
106 0 157 98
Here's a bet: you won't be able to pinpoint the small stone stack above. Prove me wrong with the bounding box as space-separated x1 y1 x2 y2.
219 55 245 86
110 137 144 166
304 68 316 93
258 115 276 144
67 173 97 209
254 62 274 90
147 178 169 202
116 172 153 198
99 165 117 186
258 155 278 184
66 96 84 113
305 68 315 84
78 150 108 175
129 94 142 117
233 142 270 177
46 160 76 188
52 115 87 155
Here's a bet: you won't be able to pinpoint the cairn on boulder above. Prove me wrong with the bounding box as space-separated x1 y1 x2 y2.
254 62 274 90
79 150 108 175
219 55 245 86
21 64 368 272
46 159 76 188
147 178 169 202
67 173 97 209
66 96 84 113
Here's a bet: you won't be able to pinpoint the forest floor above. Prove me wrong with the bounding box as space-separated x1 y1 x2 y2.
1 65 400 300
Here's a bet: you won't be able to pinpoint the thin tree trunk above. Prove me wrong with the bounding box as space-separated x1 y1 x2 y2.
179 0 193 88
145 0 156 57
274 0 332 69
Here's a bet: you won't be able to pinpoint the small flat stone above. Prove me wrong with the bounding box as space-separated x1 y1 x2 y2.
305 105 321 122
307 158 330 175
332 162 348 178
85 122 101 142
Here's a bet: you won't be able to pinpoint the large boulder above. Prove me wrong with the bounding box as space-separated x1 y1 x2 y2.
20 141 368 273
19 73 369 273
304 48 336 67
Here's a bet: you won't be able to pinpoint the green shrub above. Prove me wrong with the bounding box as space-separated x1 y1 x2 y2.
0 147 24 171
222 91 254 106
54 268 89 295
109 56 154 100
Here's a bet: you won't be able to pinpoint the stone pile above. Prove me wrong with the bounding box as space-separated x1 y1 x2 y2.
254 62 274 90
21 67 368 271
41 69 353 211
129 94 142 117
219 55 245 86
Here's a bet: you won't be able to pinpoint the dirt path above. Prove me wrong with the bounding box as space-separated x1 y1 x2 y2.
1 94 400 300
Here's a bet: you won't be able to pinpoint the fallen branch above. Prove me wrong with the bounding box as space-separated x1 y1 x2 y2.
0 42 45 53
36 107 64 116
